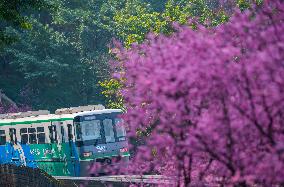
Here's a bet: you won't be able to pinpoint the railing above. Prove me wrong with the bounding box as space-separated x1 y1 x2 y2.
55 175 174 186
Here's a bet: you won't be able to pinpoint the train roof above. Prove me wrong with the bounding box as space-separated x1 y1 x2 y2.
0 109 122 126
74 109 122 117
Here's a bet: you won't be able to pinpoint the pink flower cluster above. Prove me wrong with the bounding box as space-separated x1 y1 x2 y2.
0 104 29 114
100 1 284 186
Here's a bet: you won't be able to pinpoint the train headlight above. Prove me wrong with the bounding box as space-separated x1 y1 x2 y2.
119 147 128 153
83 151 93 157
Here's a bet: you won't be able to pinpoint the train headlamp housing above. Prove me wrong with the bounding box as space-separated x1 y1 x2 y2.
119 147 128 153
83 151 93 157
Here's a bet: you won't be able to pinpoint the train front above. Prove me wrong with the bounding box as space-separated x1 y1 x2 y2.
73 109 130 176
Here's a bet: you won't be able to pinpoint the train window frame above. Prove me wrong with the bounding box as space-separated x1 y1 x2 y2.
37 127 45 144
20 128 28 144
61 126 65 143
9 128 17 144
74 122 82 141
48 124 58 144
67 124 73 141
28 127 37 144
79 120 102 142
0 130 6 145
48 126 53 143
114 118 126 141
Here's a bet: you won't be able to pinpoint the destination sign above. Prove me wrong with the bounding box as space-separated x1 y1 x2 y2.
83 115 96 121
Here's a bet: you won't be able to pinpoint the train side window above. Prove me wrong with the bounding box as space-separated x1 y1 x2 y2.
20 128 28 144
67 124 73 141
53 125 58 143
9 128 17 144
37 127 45 144
28 128 37 144
75 122 82 140
61 126 65 143
48 125 57 143
103 119 115 143
0 130 6 145
48 126 53 143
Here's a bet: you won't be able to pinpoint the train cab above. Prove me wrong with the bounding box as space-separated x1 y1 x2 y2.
72 109 129 176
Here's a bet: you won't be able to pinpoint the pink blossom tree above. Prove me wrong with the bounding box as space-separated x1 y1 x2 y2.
112 1 284 186
0 105 29 114
0 93 31 114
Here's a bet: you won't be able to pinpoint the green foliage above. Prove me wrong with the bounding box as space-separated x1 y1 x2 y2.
113 0 230 47
236 0 263 11
113 0 164 47
0 0 50 50
99 79 124 110
237 0 254 11
171 0 229 26
0 0 118 111
1 18 105 111
102 0 232 108
0 0 262 111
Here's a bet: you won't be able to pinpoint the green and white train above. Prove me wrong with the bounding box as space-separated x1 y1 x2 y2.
0 105 129 176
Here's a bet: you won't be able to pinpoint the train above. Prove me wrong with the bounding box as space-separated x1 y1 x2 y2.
0 105 129 176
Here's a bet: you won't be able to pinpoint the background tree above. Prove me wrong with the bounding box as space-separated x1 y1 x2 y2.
113 0 231 47
112 1 284 186
0 0 259 112
2 18 106 111
99 78 125 109
102 0 236 109
0 0 124 111
0 0 50 50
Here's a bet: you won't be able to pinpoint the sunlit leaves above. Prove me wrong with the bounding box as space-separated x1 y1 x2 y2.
113 0 232 47
99 79 125 109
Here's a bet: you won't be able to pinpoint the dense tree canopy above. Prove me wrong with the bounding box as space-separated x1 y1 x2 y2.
0 0 257 111
110 1 284 186
0 0 50 49
103 0 255 109
113 0 230 47
1 0 118 110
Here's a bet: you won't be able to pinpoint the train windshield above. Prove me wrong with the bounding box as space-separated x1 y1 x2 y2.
80 120 101 141
103 119 115 143
115 118 126 141
74 114 126 143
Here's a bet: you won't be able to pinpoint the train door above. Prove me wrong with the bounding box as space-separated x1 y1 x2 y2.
51 120 79 176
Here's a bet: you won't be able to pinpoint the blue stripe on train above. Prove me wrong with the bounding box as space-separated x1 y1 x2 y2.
70 140 80 176
0 142 37 168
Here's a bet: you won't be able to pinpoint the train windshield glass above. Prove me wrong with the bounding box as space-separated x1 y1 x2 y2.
103 119 115 143
74 113 126 143
80 120 101 141
115 118 126 141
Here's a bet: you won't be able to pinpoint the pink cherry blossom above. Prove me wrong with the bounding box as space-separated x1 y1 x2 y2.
93 1 284 186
